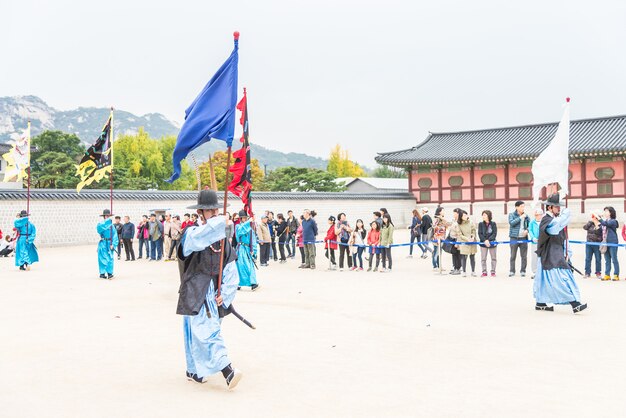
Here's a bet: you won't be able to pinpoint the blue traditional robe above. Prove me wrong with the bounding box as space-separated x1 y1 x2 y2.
14 217 39 267
235 220 257 287
181 216 239 377
533 208 581 304
97 218 119 275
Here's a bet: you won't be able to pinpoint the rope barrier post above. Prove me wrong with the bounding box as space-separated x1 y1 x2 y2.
438 238 443 275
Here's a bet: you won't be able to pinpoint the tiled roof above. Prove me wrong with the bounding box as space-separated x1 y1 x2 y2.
0 189 414 201
346 178 407 190
376 114 626 166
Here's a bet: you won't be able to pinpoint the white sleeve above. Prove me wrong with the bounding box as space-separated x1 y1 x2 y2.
182 216 226 257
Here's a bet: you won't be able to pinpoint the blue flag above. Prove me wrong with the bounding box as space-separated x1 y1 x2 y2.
168 35 239 182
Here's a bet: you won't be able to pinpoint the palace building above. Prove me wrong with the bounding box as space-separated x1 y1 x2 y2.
376 114 626 220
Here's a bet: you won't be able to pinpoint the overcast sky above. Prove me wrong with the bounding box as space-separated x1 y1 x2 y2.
2 0 625 166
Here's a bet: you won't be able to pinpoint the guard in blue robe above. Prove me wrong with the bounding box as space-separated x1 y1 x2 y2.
534 193 587 313
14 210 39 271
97 209 119 279
235 210 258 290
177 190 243 390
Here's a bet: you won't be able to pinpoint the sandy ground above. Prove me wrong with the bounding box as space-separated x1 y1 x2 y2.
1 230 626 418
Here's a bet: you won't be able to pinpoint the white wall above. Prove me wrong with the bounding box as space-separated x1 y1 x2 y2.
0 193 418 246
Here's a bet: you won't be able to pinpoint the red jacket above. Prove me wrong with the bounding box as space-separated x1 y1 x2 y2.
367 229 380 254
324 225 338 250
622 224 626 241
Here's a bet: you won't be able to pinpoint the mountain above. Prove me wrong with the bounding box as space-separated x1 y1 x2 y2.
0 95 328 170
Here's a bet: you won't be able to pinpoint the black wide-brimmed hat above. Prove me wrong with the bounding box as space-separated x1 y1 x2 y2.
100 209 114 217
187 190 228 210
18 210 29 218
238 210 248 218
541 193 566 207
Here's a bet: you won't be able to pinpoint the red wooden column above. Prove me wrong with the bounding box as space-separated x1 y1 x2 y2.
580 158 587 214
469 163 475 215
437 166 443 205
623 157 626 213
408 167 413 193
504 162 510 215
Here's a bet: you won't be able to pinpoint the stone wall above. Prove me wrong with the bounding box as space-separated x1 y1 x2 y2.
0 190 417 247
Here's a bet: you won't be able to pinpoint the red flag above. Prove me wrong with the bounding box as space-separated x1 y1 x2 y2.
228 88 253 215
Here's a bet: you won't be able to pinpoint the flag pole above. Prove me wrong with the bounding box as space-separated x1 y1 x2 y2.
109 108 114 250
217 145 233 297
26 120 31 217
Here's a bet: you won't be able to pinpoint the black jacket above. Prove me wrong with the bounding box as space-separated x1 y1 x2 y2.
583 221 603 243
176 232 237 316
537 214 569 270
477 221 498 247
420 215 432 235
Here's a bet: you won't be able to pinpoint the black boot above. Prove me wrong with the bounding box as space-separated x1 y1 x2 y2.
535 303 554 311
570 301 588 313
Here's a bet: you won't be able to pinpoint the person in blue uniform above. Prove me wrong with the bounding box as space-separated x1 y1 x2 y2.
235 210 259 291
534 193 588 313
14 210 39 271
97 209 119 279
177 190 243 390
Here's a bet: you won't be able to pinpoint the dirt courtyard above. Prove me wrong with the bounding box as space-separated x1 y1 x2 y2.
1 233 625 417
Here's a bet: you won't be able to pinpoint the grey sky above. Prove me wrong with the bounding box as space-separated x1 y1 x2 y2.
2 0 625 166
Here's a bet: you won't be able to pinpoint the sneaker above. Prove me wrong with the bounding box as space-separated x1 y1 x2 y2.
481 272 488 277
339 268 344 272
226 368 243 390
251 284 259 291
573 303 588 314
535 304 554 312
520 272 526 278
367 267 372 272
471 272 477 277
462 271 468 277
373 267 378 272
298 264 307 269
310 266 316 270
583 274 590 279
508 272 515 277
449 270 461 276
595 272 602 278
491 272 496 277
602 275 611 281
358 267 363 271
407 255 413 258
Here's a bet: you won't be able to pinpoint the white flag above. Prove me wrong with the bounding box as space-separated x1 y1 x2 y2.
2 124 31 182
531 99 570 205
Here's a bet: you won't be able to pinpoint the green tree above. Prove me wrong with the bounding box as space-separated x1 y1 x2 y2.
263 167 344 192
31 130 86 189
371 164 407 178
110 129 196 190
198 150 264 191
327 144 365 177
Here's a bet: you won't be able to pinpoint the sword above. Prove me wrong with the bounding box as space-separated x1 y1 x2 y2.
219 304 256 329
568 261 583 276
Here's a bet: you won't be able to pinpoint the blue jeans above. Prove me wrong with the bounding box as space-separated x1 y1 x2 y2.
604 246 620 276
150 238 163 260
352 247 364 268
432 244 440 268
584 245 601 275
138 239 149 258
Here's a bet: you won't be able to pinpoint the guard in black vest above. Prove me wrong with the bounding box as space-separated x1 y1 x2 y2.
177 190 243 390
533 193 588 313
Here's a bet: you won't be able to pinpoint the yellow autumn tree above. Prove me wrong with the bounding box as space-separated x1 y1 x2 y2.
198 150 265 191
327 144 365 177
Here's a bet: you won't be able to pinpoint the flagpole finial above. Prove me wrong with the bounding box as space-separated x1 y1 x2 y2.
233 31 240 41
243 87 246 94
566 97 570 103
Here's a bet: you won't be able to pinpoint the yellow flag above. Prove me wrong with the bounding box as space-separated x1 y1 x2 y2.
76 115 112 193
2 123 31 182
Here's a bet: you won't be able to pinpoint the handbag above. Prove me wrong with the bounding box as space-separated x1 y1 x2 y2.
600 226 608 254
442 234 456 254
